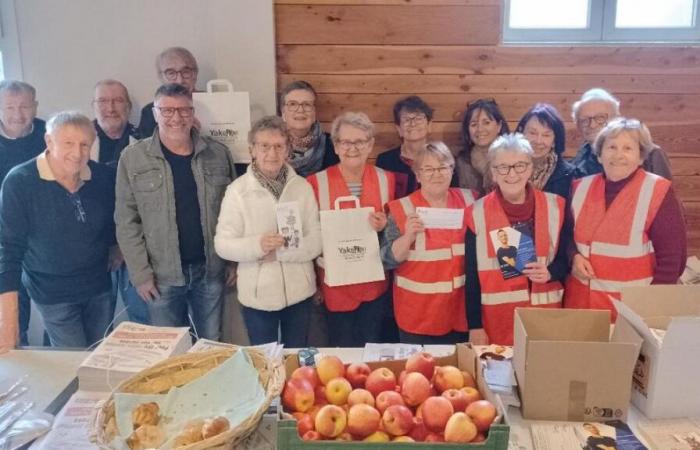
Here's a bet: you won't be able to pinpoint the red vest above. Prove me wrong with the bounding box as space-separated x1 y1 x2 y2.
469 189 564 345
565 170 670 320
387 188 476 336
307 164 395 312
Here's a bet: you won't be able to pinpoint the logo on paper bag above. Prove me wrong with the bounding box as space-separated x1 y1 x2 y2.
337 242 366 262
209 128 239 140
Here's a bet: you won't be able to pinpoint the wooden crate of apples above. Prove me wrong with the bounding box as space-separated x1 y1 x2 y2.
281 345 504 445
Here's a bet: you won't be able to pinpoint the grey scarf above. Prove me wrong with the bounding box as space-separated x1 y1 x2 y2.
288 122 327 177
252 162 289 200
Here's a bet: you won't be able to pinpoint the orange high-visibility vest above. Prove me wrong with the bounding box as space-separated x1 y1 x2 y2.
308 164 395 312
470 188 564 345
564 170 670 320
387 188 477 336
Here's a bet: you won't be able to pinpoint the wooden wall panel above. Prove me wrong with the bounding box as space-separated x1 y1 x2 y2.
274 1 700 256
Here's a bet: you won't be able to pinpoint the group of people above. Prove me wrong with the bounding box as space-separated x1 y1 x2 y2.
0 45 687 353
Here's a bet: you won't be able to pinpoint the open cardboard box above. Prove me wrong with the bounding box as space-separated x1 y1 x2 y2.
278 344 509 449
513 308 642 422
615 285 700 419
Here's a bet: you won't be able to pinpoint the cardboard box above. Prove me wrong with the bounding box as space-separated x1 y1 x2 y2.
615 285 700 419
513 308 642 422
279 344 509 449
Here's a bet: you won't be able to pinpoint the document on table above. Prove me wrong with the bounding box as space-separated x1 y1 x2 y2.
415 207 464 229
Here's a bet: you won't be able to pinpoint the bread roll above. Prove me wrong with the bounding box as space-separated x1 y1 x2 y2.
201 416 230 439
131 402 160 428
173 419 205 448
126 424 165 450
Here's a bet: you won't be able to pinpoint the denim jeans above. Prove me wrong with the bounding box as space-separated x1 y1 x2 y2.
112 265 151 324
326 291 390 347
148 262 224 341
33 290 114 348
241 298 312 347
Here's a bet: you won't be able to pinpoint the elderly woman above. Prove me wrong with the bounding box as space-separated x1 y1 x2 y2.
214 116 322 346
279 81 339 177
307 112 395 347
0 111 119 350
381 141 477 344
465 133 568 346
565 118 686 318
456 98 510 196
570 88 672 180
515 103 575 199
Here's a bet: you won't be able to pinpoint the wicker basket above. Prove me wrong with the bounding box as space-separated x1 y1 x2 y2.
91 346 285 450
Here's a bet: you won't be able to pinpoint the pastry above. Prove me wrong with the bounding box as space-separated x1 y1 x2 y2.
131 402 160 428
173 419 205 448
126 424 165 450
201 416 230 439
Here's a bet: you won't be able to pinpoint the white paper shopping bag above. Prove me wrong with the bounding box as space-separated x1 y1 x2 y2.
320 196 385 287
193 79 251 163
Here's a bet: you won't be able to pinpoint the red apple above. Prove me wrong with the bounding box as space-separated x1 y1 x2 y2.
314 404 347 438
433 365 464 393
307 405 322 422
405 351 436 380
401 372 431 407
444 412 478 443
460 386 482 407
325 377 352 405
314 384 328 405
421 396 454 432
316 356 345 385
335 432 353 441
462 370 476 388
346 403 381 438
282 378 315 413
375 390 404 415
347 388 375 407
425 432 445 442
346 363 371 389
409 417 429 442
292 412 314 436
442 388 469 412
473 433 486 442
398 370 408 387
302 430 322 441
291 366 320 389
365 368 397 397
466 400 497 433
382 404 414 436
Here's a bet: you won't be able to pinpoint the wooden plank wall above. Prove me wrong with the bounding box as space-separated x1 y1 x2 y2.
275 0 700 255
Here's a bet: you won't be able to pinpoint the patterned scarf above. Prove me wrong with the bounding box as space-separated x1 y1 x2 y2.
530 151 558 190
288 122 326 177
252 162 289 200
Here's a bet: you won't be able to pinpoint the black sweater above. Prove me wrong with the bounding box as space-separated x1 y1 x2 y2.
0 118 46 184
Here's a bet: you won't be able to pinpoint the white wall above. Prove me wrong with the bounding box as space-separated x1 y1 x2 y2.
10 0 277 123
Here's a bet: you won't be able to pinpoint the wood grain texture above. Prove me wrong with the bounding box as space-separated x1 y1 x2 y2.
277 45 700 75
275 5 500 45
275 0 500 5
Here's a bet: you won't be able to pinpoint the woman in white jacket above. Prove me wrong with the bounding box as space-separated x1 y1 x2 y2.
214 116 322 346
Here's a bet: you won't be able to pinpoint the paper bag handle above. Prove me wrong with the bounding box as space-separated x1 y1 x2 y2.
206 79 234 93
334 196 360 209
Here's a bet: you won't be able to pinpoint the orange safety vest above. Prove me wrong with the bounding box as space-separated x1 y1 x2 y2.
469 189 564 345
307 164 395 312
564 170 670 320
387 188 477 336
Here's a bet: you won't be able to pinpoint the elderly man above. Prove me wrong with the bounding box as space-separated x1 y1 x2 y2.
0 112 118 351
570 88 673 179
91 79 139 166
137 47 199 138
0 80 46 346
116 83 236 341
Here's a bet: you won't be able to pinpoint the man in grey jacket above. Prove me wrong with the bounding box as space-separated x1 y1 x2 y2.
116 83 236 340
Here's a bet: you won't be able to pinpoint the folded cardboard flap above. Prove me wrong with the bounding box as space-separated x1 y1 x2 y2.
514 307 610 342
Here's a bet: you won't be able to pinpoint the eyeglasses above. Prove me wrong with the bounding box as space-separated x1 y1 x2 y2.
153 106 195 118
420 165 453 177
284 101 315 112
492 162 531 175
335 138 372 151
400 114 428 126
254 142 288 154
67 193 87 223
576 114 609 128
161 67 197 81
94 98 128 107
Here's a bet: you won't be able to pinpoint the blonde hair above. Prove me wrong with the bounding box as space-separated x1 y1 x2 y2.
593 117 657 160
412 141 455 172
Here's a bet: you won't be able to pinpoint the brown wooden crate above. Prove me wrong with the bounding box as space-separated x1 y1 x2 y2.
275 5 500 45
275 0 500 5
277 45 700 75
277 73 700 95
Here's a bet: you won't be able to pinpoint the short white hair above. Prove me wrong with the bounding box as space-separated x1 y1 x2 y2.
46 111 96 138
487 133 533 163
571 88 621 121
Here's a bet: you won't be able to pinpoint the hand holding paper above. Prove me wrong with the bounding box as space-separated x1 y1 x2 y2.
260 232 284 255
415 207 464 229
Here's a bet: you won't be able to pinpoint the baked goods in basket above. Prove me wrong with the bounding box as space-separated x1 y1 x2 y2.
126 424 165 450
131 402 160 428
201 416 230 439
172 419 204 448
